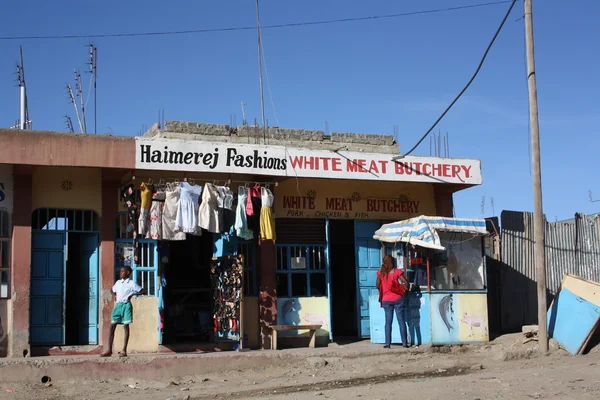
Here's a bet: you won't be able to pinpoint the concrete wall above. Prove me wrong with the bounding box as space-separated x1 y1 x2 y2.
152 121 400 154
0 129 134 169
112 296 159 353
32 167 103 216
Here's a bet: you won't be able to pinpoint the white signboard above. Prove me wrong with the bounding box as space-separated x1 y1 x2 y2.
135 138 482 185
0 164 13 213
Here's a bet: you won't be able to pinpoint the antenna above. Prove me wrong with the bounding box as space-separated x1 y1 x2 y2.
490 197 495 216
16 46 32 130
589 190 600 204
87 44 97 134
241 102 247 126
255 0 267 144
74 70 87 133
481 195 486 217
64 115 74 133
67 84 84 133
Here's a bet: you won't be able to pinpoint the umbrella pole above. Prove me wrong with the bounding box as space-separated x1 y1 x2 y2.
426 257 431 293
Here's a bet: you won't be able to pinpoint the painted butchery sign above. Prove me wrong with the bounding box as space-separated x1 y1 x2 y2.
135 138 482 185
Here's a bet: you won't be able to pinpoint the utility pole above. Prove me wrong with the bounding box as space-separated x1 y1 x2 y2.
524 0 548 353
255 0 267 144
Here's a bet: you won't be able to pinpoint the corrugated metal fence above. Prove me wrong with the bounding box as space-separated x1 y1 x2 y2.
498 210 600 332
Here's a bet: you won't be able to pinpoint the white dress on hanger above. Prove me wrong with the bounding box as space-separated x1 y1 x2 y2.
162 184 186 241
198 183 221 233
234 186 253 240
175 182 203 235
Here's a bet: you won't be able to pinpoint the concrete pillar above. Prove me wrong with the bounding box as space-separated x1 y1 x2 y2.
8 172 32 357
258 241 277 349
100 178 119 350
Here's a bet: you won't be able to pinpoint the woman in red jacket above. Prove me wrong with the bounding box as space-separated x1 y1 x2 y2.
376 255 409 348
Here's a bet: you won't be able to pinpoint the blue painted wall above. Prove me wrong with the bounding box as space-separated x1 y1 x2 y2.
369 293 432 345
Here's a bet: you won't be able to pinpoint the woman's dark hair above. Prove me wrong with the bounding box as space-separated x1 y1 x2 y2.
380 255 394 276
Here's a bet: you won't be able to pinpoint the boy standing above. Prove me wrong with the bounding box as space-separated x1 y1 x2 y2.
100 266 143 357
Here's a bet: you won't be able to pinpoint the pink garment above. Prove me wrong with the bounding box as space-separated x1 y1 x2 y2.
377 268 403 302
245 185 261 217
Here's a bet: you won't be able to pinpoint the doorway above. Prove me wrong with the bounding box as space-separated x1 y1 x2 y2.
329 220 358 340
161 234 214 345
30 209 99 346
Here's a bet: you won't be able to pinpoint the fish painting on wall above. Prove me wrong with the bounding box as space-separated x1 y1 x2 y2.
438 294 454 332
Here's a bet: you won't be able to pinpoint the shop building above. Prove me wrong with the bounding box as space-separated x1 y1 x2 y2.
0 122 482 357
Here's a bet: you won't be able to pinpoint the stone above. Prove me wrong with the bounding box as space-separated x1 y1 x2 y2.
306 357 328 368
549 338 560 351
470 364 484 370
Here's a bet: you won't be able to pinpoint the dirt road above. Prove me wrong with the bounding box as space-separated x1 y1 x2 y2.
1 337 598 400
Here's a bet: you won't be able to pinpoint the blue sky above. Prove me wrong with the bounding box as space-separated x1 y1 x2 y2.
1 0 599 221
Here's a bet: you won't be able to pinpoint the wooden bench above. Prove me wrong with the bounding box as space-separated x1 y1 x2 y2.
269 325 322 350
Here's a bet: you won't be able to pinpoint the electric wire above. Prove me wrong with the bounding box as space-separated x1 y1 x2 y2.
392 0 518 160
0 1 510 41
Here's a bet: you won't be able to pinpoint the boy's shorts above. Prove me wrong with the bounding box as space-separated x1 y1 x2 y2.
111 302 133 325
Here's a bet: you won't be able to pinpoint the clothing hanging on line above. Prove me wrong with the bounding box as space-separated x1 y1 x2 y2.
175 182 203 235
198 183 221 234
246 185 262 235
234 186 253 240
121 184 140 263
162 184 186 241
138 183 153 236
217 186 234 210
146 190 165 240
259 186 276 242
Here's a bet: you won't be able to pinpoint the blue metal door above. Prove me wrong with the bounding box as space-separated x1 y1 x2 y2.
79 233 99 344
355 221 383 338
31 232 66 345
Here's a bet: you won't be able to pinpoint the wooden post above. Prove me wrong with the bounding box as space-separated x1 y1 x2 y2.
426 257 431 293
524 0 548 353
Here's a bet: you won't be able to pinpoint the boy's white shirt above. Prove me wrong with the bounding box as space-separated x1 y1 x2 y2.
113 278 143 303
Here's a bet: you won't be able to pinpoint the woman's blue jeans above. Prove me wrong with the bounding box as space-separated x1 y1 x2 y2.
382 297 408 346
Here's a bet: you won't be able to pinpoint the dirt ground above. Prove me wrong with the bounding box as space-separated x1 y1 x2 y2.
1 334 599 400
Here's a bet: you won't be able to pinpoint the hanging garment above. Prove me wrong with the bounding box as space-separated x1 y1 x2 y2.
217 186 234 210
217 186 236 233
245 185 260 217
259 187 276 242
175 182 203 235
162 184 186 241
138 183 153 236
121 184 140 263
146 190 165 240
198 183 221 233
246 185 262 234
234 186 253 240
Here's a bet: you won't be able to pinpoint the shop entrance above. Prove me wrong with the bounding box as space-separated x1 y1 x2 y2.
30 209 99 346
328 220 358 340
160 234 214 345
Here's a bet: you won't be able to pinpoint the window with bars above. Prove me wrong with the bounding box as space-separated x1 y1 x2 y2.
276 245 328 297
0 209 10 299
114 212 158 296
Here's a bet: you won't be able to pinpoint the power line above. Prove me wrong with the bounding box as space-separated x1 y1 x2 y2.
392 0 518 160
0 1 510 41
